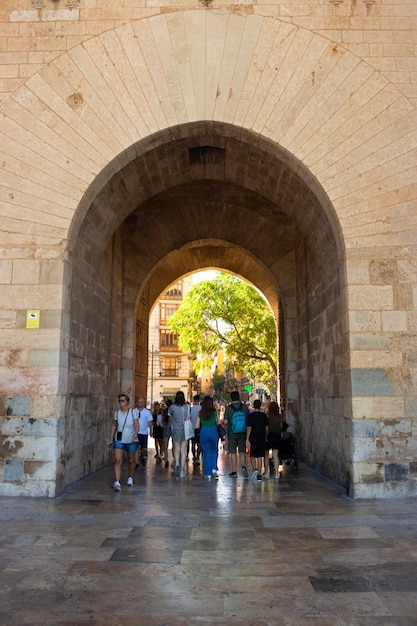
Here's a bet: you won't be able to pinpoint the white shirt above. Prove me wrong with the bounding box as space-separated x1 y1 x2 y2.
190 404 201 427
113 408 136 443
133 407 153 434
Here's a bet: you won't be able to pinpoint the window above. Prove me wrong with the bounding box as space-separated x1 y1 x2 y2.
160 303 179 324
160 329 178 350
162 357 178 377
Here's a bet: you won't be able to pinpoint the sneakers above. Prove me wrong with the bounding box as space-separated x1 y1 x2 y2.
274 474 280 480
174 465 180 478
241 466 249 479
165 461 169 468
113 480 121 491
257 476 262 483
204 475 212 480
179 470 185 479
229 471 238 478
262 473 269 479
250 469 258 480
127 476 133 487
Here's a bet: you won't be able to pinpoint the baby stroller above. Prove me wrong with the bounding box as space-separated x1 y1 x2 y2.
278 434 298 474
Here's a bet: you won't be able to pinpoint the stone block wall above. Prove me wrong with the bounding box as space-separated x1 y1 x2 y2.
0 2 416 497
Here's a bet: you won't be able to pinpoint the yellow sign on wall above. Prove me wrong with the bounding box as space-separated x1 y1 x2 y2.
26 310 40 329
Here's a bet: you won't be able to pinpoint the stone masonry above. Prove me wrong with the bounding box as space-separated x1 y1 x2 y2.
0 0 416 498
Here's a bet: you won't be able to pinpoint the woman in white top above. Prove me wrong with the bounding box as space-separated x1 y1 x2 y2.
109 394 139 491
168 390 191 479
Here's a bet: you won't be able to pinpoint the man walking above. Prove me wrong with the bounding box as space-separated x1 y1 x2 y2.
223 391 249 478
133 396 153 468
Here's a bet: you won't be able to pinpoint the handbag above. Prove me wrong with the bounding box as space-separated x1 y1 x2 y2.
183 404 194 440
217 423 226 438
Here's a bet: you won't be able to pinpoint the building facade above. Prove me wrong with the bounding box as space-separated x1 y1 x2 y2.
147 278 194 405
0 0 416 498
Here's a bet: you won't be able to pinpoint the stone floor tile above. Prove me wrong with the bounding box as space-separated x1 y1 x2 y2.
0 451 417 624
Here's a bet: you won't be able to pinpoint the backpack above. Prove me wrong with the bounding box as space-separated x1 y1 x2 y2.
230 403 247 434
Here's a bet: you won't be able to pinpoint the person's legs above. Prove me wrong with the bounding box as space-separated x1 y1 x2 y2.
127 451 136 481
199 428 211 477
173 440 180 466
264 449 270 476
209 427 219 474
228 437 237 474
179 440 187 473
272 449 279 477
139 434 148 466
113 447 123 484
238 435 248 476
256 456 263 473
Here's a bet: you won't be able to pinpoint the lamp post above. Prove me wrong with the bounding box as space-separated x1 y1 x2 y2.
149 345 160 406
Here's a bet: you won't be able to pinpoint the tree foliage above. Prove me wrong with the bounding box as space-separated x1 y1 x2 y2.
167 273 277 392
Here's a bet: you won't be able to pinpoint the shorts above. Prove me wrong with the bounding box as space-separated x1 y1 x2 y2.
137 434 148 449
227 433 246 455
267 432 281 450
250 442 266 458
172 428 186 443
113 441 139 453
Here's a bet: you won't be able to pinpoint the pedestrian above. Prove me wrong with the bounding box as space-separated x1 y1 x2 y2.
152 401 164 462
134 396 153 468
264 401 281 479
164 399 175 469
189 394 201 465
159 405 170 467
108 393 139 490
223 391 249 478
168 391 190 478
195 396 219 480
246 399 269 482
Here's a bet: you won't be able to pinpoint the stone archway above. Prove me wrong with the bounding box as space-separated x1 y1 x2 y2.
1 10 416 498
67 123 346 497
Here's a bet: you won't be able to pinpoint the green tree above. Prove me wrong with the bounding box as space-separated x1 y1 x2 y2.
168 273 277 393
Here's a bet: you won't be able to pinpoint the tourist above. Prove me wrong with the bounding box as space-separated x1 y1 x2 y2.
195 396 219 480
108 393 139 490
264 401 281 479
134 396 153 468
223 391 249 478
168 391 190 478
246 399 269 482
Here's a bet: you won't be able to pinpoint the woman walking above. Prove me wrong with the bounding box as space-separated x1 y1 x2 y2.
109 393 139 490
195 396 219 480
168 391 190 478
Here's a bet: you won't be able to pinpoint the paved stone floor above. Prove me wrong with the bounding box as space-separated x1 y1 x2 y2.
1 448 417 625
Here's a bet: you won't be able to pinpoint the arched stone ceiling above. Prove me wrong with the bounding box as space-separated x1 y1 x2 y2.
77 129 335 263
142 241 281 317
1 11 414 262
121 176 299 317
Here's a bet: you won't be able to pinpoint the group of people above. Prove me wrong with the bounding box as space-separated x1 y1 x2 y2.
109 390 295 490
